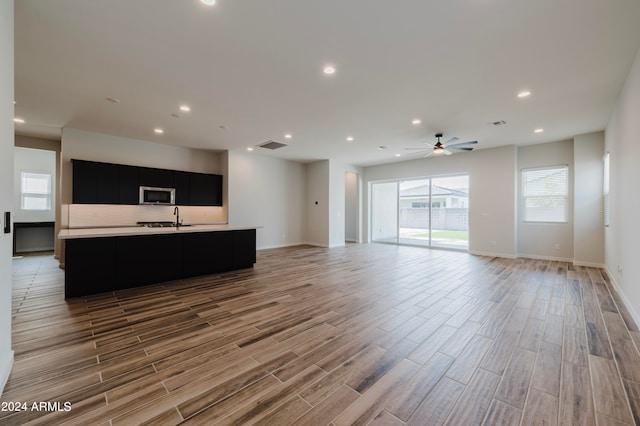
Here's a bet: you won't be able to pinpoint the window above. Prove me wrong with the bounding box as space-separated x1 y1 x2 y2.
521 166 568 223
21 171 52 211
603 152 610 227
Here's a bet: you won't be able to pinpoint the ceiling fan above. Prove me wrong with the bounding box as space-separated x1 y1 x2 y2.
405 133 478 157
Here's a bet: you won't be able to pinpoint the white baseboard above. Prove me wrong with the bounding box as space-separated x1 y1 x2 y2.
517 253 574 263
257 242 306 250
574 260 606 268
0 350 14 396
469 250 517 259
605 266 640 330
303 242 329 248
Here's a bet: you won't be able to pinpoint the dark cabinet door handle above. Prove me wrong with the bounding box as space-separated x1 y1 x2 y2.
3 212 10 234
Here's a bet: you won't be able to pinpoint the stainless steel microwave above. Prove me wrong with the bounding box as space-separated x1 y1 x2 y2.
139 186 175 205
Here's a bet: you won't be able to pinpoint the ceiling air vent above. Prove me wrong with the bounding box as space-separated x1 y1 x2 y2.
490 120 507 127
257 140 288 150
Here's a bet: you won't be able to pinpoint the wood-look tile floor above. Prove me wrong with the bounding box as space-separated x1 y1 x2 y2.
2 244 640 425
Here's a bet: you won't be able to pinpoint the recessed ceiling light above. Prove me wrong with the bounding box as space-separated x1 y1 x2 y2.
284 133 292 139
200 0 216 5
412 119 421 125
346 136 354 142
154 128 164 134
395 153 402 157
323 65 336 75
13 117 25 124
247 147 254 151
179 105 191 112
518 91 531 98
534 128 544 133
105 97 120 103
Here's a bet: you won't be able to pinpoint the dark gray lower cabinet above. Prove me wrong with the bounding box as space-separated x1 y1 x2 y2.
65 237 117 298
117 234 183 287
64 229 256 298
183 231 233 277
233 229 257 268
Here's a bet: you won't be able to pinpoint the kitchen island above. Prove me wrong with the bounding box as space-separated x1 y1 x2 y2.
59 225 257 298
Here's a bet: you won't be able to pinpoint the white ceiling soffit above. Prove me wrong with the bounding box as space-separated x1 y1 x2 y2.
13 0 640 166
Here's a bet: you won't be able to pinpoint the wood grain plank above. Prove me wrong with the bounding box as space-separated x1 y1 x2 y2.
4 250 639 426
530 341 562 396
589 355 634 424
405 377 464 426
444 368 500 426
384 352 455 421
482 399 522 426
445 334 492 384
334 359 419 426
521 387 558 426
495 347 536 409
559 362 595 426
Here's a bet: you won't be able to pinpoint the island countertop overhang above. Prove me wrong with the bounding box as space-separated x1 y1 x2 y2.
58 224 261 240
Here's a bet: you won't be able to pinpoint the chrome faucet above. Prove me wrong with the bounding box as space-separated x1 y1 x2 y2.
173 206 180 228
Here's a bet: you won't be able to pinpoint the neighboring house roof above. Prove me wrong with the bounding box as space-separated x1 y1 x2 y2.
400 184 468 198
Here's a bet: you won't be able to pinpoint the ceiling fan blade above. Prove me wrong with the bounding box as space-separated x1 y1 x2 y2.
443 149 453 156
448 146 474 151
405 147 430 150
445 137 459 144
447 140 478 147
424 151 434 158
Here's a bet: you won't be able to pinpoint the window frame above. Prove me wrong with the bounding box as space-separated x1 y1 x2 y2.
521 165 569 224
20 170 53 211
603 152 610 228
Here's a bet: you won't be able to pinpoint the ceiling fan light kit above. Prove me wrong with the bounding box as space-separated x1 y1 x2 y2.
405 133 478 158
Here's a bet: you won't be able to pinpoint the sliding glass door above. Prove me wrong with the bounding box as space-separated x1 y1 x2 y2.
430 175 469 249
371 181 398 243
372 175 469 250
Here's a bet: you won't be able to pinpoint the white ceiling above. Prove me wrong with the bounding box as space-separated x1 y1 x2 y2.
14 0 640 166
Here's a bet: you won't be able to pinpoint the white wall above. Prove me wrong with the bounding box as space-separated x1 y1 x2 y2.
605 46 640 325
364 145 518 257
0 0 14 395
305 160 330 247
227 150 306 249
573 132 604 267
345 172 358 242
517 140 574 261
13 147 56 222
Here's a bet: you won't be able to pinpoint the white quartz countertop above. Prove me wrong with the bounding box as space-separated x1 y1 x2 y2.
58 224 260 239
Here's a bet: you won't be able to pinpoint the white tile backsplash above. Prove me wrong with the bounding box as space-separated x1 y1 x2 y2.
67 204 226 228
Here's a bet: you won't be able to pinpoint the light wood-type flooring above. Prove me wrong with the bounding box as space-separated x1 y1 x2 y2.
2 244 640 425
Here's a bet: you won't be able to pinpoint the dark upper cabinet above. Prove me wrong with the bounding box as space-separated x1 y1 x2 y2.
72 159 222 206
72 160 120 204
174 171 190 206
190 172 222 206
118 165 139 205
138 167 174 188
